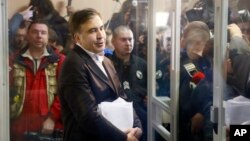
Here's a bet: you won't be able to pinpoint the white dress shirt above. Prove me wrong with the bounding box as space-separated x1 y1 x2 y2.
76 43 108 77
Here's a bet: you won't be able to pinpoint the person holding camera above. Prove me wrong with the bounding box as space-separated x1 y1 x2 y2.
28 0 69 47
9 6 33 55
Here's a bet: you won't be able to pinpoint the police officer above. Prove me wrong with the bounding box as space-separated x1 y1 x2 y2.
106 25 147 141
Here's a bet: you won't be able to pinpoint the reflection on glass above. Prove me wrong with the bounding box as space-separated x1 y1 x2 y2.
155 1 171 99
178 0 215 141
9 1 67 141
151 1 172 141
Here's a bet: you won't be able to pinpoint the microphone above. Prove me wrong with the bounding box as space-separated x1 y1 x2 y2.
191 71 205 84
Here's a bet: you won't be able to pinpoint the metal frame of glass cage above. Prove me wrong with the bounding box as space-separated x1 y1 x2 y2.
147 0 181 141
0 0 10 141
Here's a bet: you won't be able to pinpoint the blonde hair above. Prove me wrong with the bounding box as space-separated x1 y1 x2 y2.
181 21 210 48
182 21 210 39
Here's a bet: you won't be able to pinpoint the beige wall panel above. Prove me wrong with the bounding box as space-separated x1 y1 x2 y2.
8 0 126 23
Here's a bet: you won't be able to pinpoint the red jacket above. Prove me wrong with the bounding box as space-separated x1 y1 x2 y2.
9 46 65 140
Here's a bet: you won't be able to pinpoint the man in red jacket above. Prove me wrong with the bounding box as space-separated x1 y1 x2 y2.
9 20 65 141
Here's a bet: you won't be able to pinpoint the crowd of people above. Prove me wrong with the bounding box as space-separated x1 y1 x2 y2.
7 0 250 141
9 0 147 141
178 11 250 141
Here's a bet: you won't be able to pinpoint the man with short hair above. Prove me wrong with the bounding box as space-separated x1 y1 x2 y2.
107 25 147 141
59 8 142 141
9 20 65 141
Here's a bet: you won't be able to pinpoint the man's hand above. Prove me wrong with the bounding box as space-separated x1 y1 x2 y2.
41 117 55 134
126 133 138 141
124 127 142 140
228 23 242 38
191 113 204 134
19 6 33 21
125 128 139 141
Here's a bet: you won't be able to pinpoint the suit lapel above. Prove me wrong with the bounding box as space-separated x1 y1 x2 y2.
74 45 116 93
102 58 119 95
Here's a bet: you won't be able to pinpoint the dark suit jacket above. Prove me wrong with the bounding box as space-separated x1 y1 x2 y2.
59 45 141 141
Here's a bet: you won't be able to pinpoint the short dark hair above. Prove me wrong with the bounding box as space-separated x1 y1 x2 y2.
27 19 49 31
69 8 101 35
120 0 134 13
29 0 57 17
112 25 132 38
19 20 27 29
49 28 58 43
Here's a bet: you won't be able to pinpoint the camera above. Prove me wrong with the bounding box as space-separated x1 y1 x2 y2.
237 9 250 22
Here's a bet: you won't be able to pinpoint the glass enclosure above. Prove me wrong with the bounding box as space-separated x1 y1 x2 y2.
1 0 250 141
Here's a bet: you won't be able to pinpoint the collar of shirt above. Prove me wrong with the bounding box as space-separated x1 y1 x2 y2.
22 47 50 73
22 47 50 61
76 42 105 62
76 43 108 77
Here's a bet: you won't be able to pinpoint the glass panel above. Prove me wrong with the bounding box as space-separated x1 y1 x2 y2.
0 0 10 141
6 1 249 141
178 1 250 141
226 1 250 99
155 0 171 98
152 1 172 140
8 1 67 140
105 1 149 141
8 0 149 141
224 1 250 141
179 0 215 141
154 130 167 141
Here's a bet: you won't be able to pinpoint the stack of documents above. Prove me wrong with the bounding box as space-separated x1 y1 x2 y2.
225 95 250 125
98 98 133 131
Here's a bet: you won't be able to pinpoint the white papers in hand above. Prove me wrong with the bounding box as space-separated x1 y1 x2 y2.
225 95 250 125
98 97 133 131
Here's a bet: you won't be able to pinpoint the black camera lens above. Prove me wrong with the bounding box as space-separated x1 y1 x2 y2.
238 9 250 22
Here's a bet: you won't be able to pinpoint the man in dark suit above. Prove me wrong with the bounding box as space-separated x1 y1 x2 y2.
58 8 142 141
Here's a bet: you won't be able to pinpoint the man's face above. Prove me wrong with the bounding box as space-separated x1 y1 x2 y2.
186 40 206 60
27 23 48 50
75 15 106 54
112 30 134 58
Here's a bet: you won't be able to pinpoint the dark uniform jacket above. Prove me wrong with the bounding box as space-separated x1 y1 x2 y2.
107 52 147 141
107 52 147 103
59 45 141 141
179 51 210 141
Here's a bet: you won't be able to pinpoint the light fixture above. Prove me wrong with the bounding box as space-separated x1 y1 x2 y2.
132 0 138 7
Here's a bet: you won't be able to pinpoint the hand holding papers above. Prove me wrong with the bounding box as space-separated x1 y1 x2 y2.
225 95 250 125
98 98 134 131
124 127 142 139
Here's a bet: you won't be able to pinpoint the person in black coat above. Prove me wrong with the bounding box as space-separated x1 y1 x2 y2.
106 25 147 141
59 8 142 141
105 0 136 33
179 21 211 141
